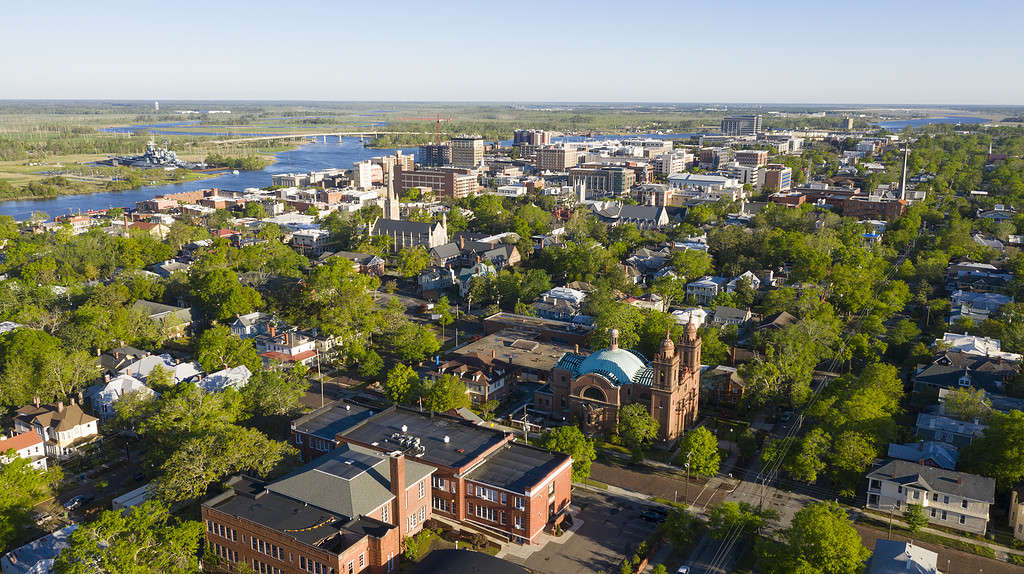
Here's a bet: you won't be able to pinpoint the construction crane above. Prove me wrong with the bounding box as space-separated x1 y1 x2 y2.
397 113 451 144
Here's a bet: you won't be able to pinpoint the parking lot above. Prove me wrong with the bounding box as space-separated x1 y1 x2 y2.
503 488 661 574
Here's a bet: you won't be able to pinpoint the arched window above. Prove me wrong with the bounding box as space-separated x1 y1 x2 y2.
582 386 606 402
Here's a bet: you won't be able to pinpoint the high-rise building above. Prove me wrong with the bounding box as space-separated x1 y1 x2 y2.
759 163 792 192
394 165 478 198
844 117 855 130
734 149 769 168
535 145 578 172
451 136 484 168
721 114 762 136
513 129 552 146
418 143 452 167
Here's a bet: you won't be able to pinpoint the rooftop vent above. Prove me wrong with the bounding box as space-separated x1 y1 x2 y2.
401 424 408 433
345 404 351 411
444 435 450 444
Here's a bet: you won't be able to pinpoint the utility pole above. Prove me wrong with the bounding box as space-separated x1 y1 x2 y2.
888 504 896 539
684 451 693 507
317 352 324 408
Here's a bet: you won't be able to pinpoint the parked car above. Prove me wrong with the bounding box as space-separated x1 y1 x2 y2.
640 509 663 522
676 567 690 574
63 495 86 510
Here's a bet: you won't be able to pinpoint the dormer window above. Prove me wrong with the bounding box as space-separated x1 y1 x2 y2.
958 375 971 387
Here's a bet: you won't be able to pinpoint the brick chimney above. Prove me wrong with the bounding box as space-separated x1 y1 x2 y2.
33 397 40 408
269 324 276 338
56 401 64 413
389 452 407 539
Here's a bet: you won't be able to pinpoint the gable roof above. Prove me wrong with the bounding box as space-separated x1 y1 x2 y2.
866 460 995 503
0 430 44 452
15 402 97 432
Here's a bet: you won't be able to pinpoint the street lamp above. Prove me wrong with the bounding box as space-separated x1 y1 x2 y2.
684 451 693 508
887 504 898 539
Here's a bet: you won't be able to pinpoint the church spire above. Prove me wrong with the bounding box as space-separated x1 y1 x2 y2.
384 164 400 221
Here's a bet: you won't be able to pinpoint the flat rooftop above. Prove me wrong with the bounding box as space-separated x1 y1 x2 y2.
464 442 569 494
341 407 509 470
484 312 594 335
292 400 377 441
454 329 573 373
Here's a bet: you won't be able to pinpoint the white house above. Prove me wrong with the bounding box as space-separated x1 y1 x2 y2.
686 276 728 305
199 365 253 393
84 374 156 420
117 354 201 383
0 430 47 470
13 400 99 459
726 271 761 293
1 525 78 574
865 460 995 535
937 332 1022 362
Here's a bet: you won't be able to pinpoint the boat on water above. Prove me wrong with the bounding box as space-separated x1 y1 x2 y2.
232 170 240 175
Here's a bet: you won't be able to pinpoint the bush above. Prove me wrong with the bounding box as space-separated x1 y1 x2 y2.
1009 554 1024 566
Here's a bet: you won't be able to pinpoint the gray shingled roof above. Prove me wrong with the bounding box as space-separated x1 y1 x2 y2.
866 460 995 503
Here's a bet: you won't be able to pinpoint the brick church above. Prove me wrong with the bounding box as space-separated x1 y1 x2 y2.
535 320 701 441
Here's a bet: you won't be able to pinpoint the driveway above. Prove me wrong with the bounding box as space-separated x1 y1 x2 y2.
503 488 660 574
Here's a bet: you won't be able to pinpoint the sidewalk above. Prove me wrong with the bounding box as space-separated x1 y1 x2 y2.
859 510 1024 561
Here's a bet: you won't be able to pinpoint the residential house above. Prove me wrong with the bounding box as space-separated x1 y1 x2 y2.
726 271 760 293
84 374 156 420
132 300 196 338
418 266 458 299
118 354 201 384
590 203 670 229
230 311 274 339
458 261 497 297
915 413 986 448
0 430 47 470
886 441 959 471
1 525 78 574
912 350 1018 395
672 308 708 328
326 251 386 276
148 259 191 278
866 540 940 574
936 332 1022 362
433 351 512 405
257 328 318 366
865 460 995 535
13 399 99 459
428 243 461 267
701 366 745 407
686 276 728 305
532 287 588 323
199 366 253 393
949 290 1012 326
711 306 753 327
945 262 1011 293
98 344 148 374
624 293 666 313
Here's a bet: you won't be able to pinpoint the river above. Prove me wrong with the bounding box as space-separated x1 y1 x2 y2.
0 136 417 221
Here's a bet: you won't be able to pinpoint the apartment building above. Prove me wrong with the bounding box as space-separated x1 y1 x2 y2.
289 405 573 546
513 130 551 146
865 460 996 535
202 443 432 574
535 145 578 172
394 165 477 199
451 136 484 168
568 165 636 197
733 149 768 168
418 144 452 168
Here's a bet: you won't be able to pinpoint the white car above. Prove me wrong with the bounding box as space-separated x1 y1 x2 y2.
676 567 690 574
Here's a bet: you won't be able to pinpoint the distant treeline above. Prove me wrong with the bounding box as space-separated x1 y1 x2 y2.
204 154 269 171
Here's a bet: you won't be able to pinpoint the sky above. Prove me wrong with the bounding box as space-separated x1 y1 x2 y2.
2 0 1023 104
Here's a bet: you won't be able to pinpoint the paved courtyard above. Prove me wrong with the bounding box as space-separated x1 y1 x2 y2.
501 488 661 574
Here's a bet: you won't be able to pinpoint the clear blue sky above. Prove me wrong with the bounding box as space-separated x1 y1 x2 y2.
2 0 1021 104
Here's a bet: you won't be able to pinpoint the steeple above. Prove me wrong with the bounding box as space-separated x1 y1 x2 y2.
900 146 909 201
384 164 400 221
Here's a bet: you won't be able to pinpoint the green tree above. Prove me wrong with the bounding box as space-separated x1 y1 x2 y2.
902 503 929 534
539 426 597 482
190 268 263 321
941 387 991 422
707 502 779 540
146 364 174 393
761 501 869 574
243 202 267 219
784 428 831 483
421 374 469 412
961 409 1024 489
0 329 99 410
391 322 440 363
195 325 262 373
54 500 203 574
676 426 720 477
663 508 699 550
155 424 293 503
396 246 431 278
384 363 419 404
0 452 63 548
240 369 309 417
670 249 713 281
618 403 659 461
434 296 454 338
358 349 384 380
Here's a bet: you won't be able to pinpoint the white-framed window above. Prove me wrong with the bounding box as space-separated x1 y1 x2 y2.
514 515 523 530
961 499 969 509
419 506 425 521
931 508 937 517
943 496 950 504
359 554 365 569
418 481 425 499
514 496 526 510
475 505 497 522
959 515 966 525
408 513 418 530
433 476 446 490
381 505 389 523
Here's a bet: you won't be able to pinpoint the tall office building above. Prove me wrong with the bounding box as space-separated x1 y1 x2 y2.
759 164 793 192
721 114 762 136
513 129 552 146
536 145 578 172
418 143 452 167
451 136 484 168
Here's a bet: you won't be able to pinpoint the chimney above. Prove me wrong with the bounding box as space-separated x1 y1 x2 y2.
269 324 276 338
389 452 408 537
104 374 110 382
574 344 579 354
57 401 64 412
33 397 40 408
70 397 76 406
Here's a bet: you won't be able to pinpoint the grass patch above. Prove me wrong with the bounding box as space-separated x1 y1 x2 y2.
577 477 609 489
